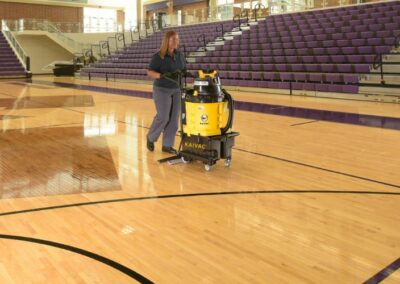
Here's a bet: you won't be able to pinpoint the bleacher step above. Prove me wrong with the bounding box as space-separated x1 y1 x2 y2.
190 51 207 57
359 85 400 96
370 64 400 74
207 41 225 46
361 74 400 84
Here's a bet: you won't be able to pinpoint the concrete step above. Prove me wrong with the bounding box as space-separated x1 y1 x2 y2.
198 46 215 52
370 64 400 74
383 53 400 62
361 74 400 84
207 41 225 46
215 35 234 41
232 25 251 32
359 85 400 96
248 21 259 26
189 51 207 57
225 31 242 37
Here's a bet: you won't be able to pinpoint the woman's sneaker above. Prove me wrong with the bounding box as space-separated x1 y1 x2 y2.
162 146 177 154
147 136 154 152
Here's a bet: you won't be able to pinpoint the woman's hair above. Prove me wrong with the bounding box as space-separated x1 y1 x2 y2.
159 30 178 59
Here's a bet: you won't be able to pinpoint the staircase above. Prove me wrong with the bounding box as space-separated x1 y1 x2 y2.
188 18 259 61
360 52 400 96
0 32 28 78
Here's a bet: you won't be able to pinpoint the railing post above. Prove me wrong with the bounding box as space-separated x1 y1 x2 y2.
380 54 385 85
26 56 30 72
122 33 126 47
216 24 224 40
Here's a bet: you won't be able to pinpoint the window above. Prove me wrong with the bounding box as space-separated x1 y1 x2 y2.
84 7 117 33
124 0 138 30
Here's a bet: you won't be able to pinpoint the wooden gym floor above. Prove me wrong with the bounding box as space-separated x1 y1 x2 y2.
0 76 398 283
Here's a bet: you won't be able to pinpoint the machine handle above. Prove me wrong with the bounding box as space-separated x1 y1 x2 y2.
221 89 234 134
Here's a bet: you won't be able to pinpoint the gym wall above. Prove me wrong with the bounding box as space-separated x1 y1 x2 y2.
0 1 83 24
15 34 73 74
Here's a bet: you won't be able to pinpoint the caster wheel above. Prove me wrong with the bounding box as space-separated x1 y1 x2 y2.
204 164 213 172
224 158 231 167
181 156 191 164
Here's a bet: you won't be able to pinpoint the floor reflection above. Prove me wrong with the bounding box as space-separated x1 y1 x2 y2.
0 126 120 199
0 95 94 109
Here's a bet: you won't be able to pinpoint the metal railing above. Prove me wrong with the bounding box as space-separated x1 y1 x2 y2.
233 10 249 31
2 19 91 53
253 3 266 21
1 20 30 73
197 34 207 50
372 34 400 85
216 23 225 39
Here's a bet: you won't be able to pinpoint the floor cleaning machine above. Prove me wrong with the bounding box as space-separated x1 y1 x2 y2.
159 69 239 171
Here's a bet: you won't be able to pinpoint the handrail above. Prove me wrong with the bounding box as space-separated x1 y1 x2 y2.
5 19 91 52
240 10 249 26
216 23 225 40
39 21 88 52
116 33 126 48
130 26 139 41
233 10 250 31
197 34 206 50
107 36 118 52
373 54 385 84
253 4 266 21
371 33 400 85
233 14 241 30
99 41 110 56
83 49 92 58
91 43 101 58
140 22 148 37
1 20 30 72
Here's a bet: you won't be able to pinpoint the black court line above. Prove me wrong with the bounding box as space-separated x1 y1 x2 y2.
1 88 399 190
364 257 400 284
31 79 400 131
1 87 398 190
233 148 400 190
0 190 399 217
0 91 151 130
0 234 154 284
290 120 319 126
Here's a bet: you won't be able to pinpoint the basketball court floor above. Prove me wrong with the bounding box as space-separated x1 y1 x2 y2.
0 76 398 283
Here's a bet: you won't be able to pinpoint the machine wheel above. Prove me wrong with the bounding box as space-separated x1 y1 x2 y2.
204 164 213 172
181 156 192 164
224 158 232 167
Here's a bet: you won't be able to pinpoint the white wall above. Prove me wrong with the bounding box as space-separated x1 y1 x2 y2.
66 31 139 47
15 34 73 74
66 32 117 44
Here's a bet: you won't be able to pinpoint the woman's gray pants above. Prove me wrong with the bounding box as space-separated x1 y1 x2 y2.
147 86 181 147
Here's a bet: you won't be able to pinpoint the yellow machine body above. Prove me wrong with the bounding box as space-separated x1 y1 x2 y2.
184 101 229 137
183 69 232 137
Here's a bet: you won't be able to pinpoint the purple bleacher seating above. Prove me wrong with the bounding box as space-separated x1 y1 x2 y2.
81 1 400 94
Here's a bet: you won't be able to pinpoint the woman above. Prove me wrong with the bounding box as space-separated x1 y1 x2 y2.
147 30 186 154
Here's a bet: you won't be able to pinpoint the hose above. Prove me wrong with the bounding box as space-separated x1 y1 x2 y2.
221 89 234 134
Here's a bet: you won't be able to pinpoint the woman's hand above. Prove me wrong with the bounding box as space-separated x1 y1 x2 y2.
147 70 161 79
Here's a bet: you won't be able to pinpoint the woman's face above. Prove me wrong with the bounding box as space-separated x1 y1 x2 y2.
168 34 179 50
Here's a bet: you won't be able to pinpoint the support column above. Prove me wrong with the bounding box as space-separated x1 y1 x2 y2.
209 0 217 21
137 0 143 28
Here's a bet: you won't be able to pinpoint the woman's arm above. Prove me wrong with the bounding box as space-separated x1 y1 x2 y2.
147 70 161 79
